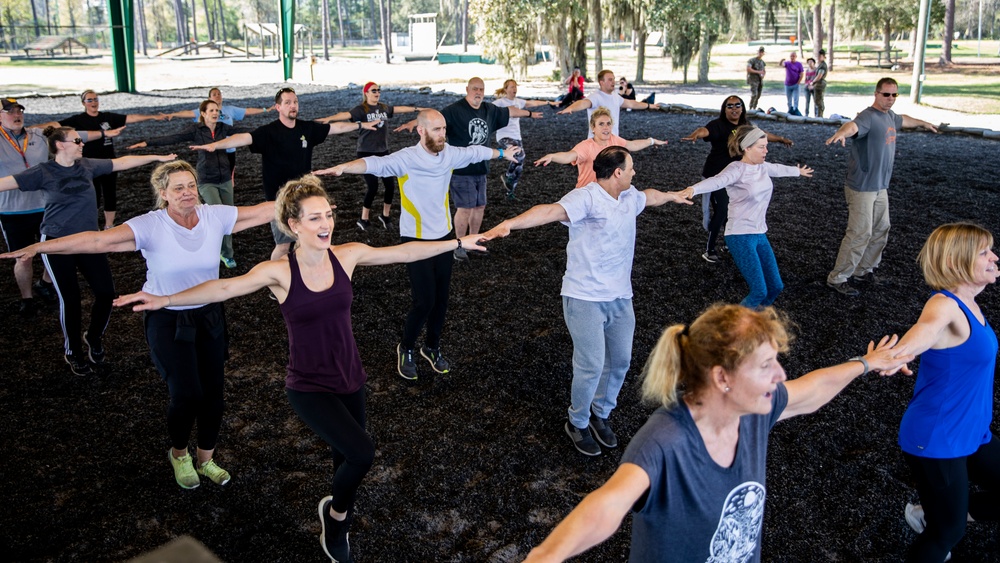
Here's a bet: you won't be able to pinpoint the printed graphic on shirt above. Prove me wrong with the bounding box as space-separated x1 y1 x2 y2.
885 127 897 145
100 122 112 146
707 481 766 563
365 110 390 127
468 118 489 145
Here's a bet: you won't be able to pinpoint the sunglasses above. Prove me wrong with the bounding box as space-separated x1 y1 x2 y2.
61 137 84 145
368 89 381 93
2 108 24 114
277 87 295 95
83 98 99 103
725 103 743 109
878 92 899 98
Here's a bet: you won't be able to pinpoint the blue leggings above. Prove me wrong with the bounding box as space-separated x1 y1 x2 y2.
725 233 783 308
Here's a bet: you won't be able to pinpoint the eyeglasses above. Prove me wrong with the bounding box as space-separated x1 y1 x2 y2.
2 108 24 114
369 89 381 93
878 92 899 98
61 138 84 145
83 98 99 103
725 103 743 109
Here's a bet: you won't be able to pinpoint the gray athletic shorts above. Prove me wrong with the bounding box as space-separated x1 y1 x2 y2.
450 174 487 209
270 219 295 245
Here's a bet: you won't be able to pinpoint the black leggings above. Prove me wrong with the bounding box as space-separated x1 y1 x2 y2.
904 434 1000 562
93 172 118 212
357 150 398 210
286 386 374 514
41 245 115 357
706 189 729 254
401 233 454 350
558 89 584 109
144 303 228 451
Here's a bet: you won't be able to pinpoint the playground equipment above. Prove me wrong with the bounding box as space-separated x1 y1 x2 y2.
20 36 90 58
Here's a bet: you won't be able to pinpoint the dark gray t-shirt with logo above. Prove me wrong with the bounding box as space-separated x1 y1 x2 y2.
14 157 114 237
846 107 904 192
441 98 509 176
621 383 788 563
349 103 395 154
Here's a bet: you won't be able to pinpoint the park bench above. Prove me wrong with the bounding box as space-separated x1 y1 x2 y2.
848 46 902 68
22 35 88 57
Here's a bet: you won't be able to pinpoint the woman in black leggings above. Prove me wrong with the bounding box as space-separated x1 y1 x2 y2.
116 175 488 563
0 126 175 375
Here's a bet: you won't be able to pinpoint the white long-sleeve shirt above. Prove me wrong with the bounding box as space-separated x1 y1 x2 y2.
362 143 493 239
690 161 800 236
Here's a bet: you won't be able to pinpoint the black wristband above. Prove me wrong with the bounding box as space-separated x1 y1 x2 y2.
357 121 362 131
456 238 463 249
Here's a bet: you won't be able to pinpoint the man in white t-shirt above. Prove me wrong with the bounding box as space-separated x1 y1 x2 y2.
483 146 691 456
557 70 660 137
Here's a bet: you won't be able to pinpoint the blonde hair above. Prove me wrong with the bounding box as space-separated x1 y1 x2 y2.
642 304 792 408
149 161 199 209
589 106 613 129
494 79 516 97
728 124 760 158
274 175 332 239
918 223 994 290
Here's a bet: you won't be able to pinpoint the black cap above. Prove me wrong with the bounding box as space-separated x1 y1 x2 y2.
819 49 826 55
1 98 25 112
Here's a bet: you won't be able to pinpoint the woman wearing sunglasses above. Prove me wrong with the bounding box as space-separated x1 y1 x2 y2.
0 126 175 375
681 96 792 264
317 82 424 231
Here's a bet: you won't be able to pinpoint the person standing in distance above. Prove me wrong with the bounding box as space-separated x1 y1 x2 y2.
746 47 767 111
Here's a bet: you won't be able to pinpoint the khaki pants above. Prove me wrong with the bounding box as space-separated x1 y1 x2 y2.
828 187 890 285
813 82 826 117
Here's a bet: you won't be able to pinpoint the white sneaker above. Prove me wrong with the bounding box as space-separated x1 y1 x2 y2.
905 503 926 534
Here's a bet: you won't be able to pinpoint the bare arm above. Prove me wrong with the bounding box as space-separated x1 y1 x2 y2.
624 137 667 153
164 110 195 120
534 150 578 167
233 202 276 233
481 203 570 240
0 175 18 192
0 224 137 262
314 158 369 177
780 335 913 420
643 188 694 207
79 127 125 143
335 233 488 273
764 132 793 146
125 113 167 124
901 114 939 133
879 294 967 377
315 111 352 124
825 121 859 147
392 106 426 114
191 132 252 152
524 100 550 109
556 98 593 115
681 127 709 142
329 121 379 136
524 464 650 563
393 119 418 133
114 259 288 311
508 106 542 119
110 154 177 172
622 99 658 111
243 107 270 117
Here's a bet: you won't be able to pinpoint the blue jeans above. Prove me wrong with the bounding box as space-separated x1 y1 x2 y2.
562 296 635 429
725 233 783 308
785 84 800 112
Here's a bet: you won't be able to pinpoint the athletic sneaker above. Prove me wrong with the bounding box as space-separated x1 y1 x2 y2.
454 246 469 262
827 280 860 296
702 251 720 263
318 496 351 563
565 422 601 456
904 503 926 534
378 215 392 230
33 279 57 302
220 255 237 269
168 449 201 489
852 271 889 286
356 219 370 231
588 413 618 448
18 298 36 318
397 343 418 380
419 345 450 374
196 459 231 486
83 331 105 365
65 353 94 376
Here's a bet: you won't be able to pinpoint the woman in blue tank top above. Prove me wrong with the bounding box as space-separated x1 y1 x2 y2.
890 223 1000 563
114 175 489 563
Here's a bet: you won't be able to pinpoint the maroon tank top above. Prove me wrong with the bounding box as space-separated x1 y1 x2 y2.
280 249 366 394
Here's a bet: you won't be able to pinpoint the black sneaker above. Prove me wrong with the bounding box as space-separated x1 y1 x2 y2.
65 353 94 376
33 280 57 303
702 251 720 263
378 215 392 230
397 343 418 380
356 219 370 231
317 496 351 563
852 271 889 286
565 422 601 456
827 280 860 296
419 345 450 374
18 298 37 318
83 331 105 365
588 413 618 448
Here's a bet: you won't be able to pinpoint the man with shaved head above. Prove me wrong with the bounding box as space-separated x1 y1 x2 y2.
317 110 521 380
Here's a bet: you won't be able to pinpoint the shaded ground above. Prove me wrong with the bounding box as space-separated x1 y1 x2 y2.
1 86 998 562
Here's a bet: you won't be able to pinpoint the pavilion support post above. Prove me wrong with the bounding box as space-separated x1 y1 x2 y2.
107 0 136 92
279 0 295 80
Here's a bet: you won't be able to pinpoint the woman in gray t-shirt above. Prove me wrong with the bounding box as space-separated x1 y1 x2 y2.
523 304 911 562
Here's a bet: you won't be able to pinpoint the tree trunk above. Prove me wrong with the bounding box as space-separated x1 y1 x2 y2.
190 0 199 53
942 0 955 63
29 0 40 37
813 1 823 59
635 28 647 83
174 0 187 47
696 22 711 84
556 12 571 79
462 0 468 52
379 0 390 63
216 0 226 42
202 0 214 41
591 0 602 75
336 0 345 48
796 9 802 57
883 19 891 54
139 0 150 54
320 0 329 58
369 0 378 42
828 0 835 70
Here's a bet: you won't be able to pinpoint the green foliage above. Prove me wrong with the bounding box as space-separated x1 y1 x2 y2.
470 0 540 76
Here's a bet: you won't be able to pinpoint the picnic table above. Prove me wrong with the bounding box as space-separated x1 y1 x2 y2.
847 46 902 68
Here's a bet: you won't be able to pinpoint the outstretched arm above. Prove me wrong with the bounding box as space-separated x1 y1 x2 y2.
481 203 570 240
643 189 694 207
125 113 168 124
393 105 427 114
556 98 593 115
622 99 659 111
314 158 368 177
534 150 577 167
0 224 136 262
336 233 488 273
114 259 287 311
901 115 939 133
524 464 650 563
191 132 252 152
625 137 667 153
826 121 859 146
765 132 793 146
163 110 196 121
508 107 542 119
232 202 277 233
111 154 177 172
393 119 418 133
780 335 913 420
316 111 352 124
681 127 709 142
328 120 379 136
0 175 19 192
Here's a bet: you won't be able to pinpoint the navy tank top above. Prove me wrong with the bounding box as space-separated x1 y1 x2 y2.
279 249 366 394
898 289 997 458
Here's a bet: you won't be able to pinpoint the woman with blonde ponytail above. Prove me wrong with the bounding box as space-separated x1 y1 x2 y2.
524 303 912 563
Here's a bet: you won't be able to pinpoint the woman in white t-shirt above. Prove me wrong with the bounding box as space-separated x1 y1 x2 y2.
491 79 547 200
1 161 273 490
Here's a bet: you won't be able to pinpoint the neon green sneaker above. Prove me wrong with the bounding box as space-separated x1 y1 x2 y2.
197 459 231 486
168 449 200 489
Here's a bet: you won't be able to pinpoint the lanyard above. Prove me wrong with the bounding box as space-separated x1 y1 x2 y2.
0 126 29 168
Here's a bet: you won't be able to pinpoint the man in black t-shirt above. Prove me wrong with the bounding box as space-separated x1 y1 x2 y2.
192 87 377 259
58 89 165 228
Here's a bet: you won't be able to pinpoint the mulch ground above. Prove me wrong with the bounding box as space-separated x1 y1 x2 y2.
2 86 998 562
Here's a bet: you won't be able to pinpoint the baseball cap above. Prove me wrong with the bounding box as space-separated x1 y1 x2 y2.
2 98 25 112
758 47 765 53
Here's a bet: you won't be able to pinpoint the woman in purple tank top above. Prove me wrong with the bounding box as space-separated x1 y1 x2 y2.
115 174 489 563
886 223 1000 563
